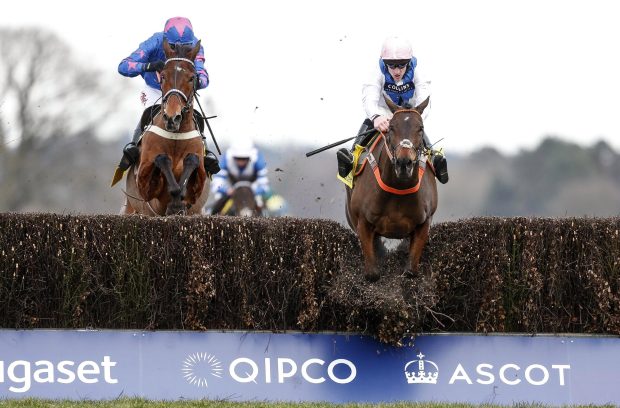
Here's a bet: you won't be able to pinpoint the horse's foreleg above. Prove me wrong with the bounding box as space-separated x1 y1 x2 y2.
177 153 200 201
357 219 380 282
154 154 181 196
408 218 431 276
153 154 186 215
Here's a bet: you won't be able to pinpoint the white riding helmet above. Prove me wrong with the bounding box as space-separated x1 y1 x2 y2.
229 137 256 159
380 36 413 61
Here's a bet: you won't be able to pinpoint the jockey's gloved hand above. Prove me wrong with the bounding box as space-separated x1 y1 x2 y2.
144 61 165 72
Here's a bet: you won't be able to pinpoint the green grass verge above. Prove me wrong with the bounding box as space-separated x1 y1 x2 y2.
0 399 615 408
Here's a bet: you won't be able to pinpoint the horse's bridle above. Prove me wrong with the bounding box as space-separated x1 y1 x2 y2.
383 109 425 165
161 57 196 117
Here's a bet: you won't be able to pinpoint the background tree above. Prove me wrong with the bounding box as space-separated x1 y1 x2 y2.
0 27 123 211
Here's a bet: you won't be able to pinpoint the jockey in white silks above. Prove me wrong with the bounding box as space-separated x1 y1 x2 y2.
336 36 448 184
208 138 272 214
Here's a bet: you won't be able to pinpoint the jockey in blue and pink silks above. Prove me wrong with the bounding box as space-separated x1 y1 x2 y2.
115 16 220 175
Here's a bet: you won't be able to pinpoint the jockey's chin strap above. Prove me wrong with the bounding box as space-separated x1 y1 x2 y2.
162 58 195 116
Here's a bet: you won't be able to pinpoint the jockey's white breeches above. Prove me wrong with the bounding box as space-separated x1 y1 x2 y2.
139 85 162 109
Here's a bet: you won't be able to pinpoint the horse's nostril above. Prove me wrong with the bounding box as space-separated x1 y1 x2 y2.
174 114 182 124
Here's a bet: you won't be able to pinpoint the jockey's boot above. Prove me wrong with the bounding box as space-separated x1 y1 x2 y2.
336 150 354 178
202 137 221 175
423 132 449 184
337 119 374 178
205 150 220 174
118 124 142 171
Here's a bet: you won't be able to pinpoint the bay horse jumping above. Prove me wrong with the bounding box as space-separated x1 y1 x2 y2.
345 95 437 282
122 39 209 216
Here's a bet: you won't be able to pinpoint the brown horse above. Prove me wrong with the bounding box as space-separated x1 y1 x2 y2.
345 95 438 281
226 181 262 217
122 39 209 216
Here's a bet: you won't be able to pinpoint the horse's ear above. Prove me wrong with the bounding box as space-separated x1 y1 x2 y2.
163 38 174 58
415 97 430 115
383 92 401 113
189 40 201 61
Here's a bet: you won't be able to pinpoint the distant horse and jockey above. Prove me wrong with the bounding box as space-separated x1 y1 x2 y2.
213 181 262 217
116 39 211 216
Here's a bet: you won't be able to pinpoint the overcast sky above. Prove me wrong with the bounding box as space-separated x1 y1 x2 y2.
2 0 619 155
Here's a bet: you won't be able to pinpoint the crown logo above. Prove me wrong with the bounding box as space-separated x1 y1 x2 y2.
404 352 439 384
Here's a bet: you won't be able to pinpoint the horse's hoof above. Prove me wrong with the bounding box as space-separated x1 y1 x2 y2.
364 269 380 282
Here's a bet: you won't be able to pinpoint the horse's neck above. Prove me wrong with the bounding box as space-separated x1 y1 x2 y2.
233 187 256 210
180 109 196 132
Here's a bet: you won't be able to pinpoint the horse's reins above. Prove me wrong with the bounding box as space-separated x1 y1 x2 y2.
365 109 427 195
121 188 159 216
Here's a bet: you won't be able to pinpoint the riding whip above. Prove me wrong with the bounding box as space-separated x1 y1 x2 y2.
305 128 376 157
194 93 221 155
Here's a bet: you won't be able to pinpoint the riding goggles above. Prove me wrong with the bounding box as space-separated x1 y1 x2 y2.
386 62 408 69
